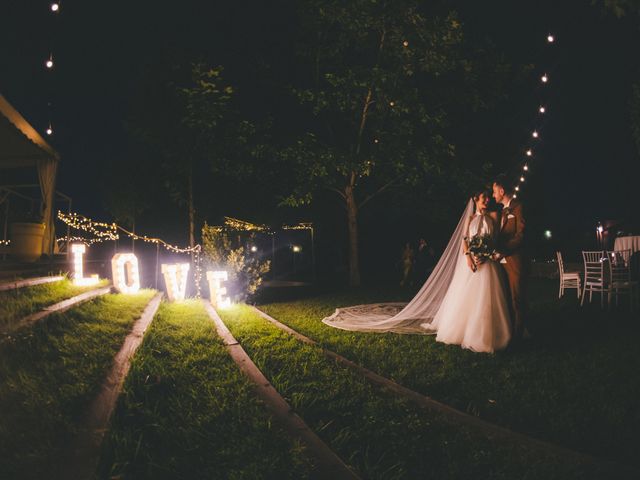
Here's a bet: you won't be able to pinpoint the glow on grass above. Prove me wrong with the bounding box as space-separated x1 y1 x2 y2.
111 253 141 294
71 243 100 286
161 263 190 302
206 271 231 309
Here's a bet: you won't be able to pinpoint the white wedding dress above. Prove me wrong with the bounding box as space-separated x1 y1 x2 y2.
322 200 512 353
429 212 511 352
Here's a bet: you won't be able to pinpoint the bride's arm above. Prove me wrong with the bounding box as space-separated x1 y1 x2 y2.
462 235 476 272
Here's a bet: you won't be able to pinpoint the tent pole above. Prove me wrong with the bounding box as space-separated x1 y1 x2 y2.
2 199 8 261
155 243 160 290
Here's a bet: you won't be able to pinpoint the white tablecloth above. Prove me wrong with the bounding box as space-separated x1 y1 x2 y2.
614 236 640 254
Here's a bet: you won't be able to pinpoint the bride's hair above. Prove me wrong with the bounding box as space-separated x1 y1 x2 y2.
470 187 491 213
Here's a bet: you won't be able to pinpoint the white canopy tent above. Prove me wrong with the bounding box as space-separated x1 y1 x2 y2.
0 93 60 256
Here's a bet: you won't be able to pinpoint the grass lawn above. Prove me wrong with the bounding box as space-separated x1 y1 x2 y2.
259 278 640 470
218 304 623 479
0 277 110 329
99 300 315 479
0 290 156 479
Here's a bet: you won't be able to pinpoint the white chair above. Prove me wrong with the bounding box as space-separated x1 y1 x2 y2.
556 251 581 299
581 251 607 307
606 250 639 311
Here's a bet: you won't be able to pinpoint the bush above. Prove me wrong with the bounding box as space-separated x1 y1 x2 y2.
202 223 270 301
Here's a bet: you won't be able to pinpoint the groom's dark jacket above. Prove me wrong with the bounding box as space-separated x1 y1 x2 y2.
498 198 529 333
498 199 525 257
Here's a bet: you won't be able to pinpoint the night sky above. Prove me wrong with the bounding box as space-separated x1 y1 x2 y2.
2 1 639 273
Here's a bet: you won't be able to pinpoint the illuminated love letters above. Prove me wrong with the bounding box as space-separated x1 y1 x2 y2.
161 263 190 302
206 270 230 308
72 245 235 304
111 253 141 294
71 243 100 286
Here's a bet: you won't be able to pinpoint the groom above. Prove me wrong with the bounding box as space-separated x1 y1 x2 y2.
492 175 530 341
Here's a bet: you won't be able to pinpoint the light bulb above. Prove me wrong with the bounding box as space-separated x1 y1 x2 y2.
45 55 54 69
513 194 518 199
46 127 53 135
539 106 545 113
402 40 409 47
389 101 395 107
526 149 532 156
374 138 379 144
520 176 525 182
532 131 539 138
51 3 60 12
541 74 548 83
547 34 554 43
250 245 258 253
523 165 529 171
515 186 520 191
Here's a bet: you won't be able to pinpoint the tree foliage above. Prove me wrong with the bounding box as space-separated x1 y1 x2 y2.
267 0 507 284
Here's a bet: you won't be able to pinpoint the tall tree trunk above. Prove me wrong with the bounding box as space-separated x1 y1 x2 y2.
345 183 360 287
187 166 196 261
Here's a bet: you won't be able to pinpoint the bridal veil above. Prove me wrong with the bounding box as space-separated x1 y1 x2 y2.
322 199 474 334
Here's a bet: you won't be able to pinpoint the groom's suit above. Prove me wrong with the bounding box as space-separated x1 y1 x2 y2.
498 198 529 338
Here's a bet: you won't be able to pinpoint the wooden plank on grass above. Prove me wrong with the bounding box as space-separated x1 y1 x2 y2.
59 292 163 480
0 275 64 292
251 306 639 475
1 286 113 335
204 301 360 480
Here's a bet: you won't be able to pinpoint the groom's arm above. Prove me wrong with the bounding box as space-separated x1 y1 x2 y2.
504 202 525 252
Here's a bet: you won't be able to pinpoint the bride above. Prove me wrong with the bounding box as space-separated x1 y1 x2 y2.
323 189 512 353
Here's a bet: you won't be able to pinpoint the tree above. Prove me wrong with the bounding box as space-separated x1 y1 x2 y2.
596 0 640 157
274 0 488 286
102 157 151 252
127 59 234 251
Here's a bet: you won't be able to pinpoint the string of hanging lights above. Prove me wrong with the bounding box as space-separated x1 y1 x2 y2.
57 210 203 296
512 33 556 199
44 2 61 136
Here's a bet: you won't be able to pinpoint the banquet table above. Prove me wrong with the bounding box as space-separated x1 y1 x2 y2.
614 236 640 254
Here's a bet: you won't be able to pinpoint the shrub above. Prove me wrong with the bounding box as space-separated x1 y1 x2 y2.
201 224 270 301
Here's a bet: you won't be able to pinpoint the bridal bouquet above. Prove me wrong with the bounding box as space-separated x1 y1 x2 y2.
465 234 496 262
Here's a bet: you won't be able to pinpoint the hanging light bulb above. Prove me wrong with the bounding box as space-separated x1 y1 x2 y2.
46 124 53 136
520 176 525 182
389 101 395 107
515 186 520 191
547 34 555 43
513 194 518 199
532 130 539 138
402 40 409 47
526 149 532 156
541 74 548 83
539 106 546 113
45 54 54 69
51 3 60 12
523 165 529 171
